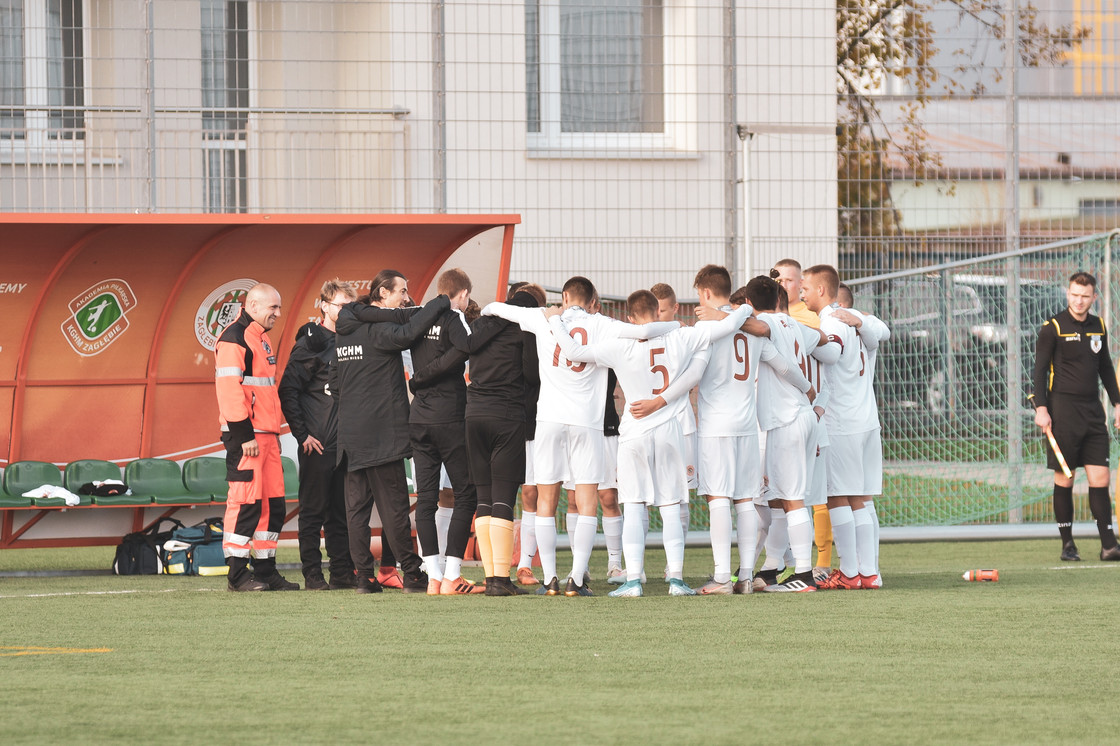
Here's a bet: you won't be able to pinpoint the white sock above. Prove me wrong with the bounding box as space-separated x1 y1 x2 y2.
853 508 876 577
660 504 685 579
565 511 577 550
734 501 758 579
786 508 812 574
603 515 623 569
680 498 690 543
623 503 646 582
536 515 558 583
762 509 788 571
642 506 650 536
829 505 858 577
865 500 880 573
435 506 453 556
708 498 732 583
518 510 537 569
424 554 443 582
444 555 462 581
754 503 772 569
568 515 597 584
435 506 453 575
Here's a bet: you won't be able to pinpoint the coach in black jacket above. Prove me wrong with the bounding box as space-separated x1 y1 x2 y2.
277 280 358 590
334 270 450 593
445 289 540 596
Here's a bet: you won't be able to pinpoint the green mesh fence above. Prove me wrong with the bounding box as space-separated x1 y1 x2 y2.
849 230 1120 526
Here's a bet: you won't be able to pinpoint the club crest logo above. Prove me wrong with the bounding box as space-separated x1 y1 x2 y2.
195 278 257 350
1091 336 1103 354
61 279 137 356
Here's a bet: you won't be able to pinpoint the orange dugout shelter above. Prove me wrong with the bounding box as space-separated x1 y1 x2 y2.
0 213 518 548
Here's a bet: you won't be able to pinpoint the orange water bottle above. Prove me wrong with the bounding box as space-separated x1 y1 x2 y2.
962 569 999 582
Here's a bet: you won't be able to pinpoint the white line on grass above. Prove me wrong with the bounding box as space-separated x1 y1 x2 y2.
0 588 221 599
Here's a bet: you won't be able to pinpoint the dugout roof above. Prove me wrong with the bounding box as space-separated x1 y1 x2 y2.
0 213 519 465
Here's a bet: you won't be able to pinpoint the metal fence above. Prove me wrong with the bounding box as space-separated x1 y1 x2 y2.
849 230 1120 526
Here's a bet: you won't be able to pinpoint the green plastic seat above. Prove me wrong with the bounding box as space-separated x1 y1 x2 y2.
182 457 229 502
282 456 299 500
64 459 149 506
4 460 84 507
0 467 33 507
126 458 210 505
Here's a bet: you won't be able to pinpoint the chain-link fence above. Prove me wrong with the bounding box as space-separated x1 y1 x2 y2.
848 230 1120 526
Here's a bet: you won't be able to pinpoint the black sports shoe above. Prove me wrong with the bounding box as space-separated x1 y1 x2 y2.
1061 541 1081 562
328 572 358 590
257 573 299 591
304 572 329 591
564 577 594 597
401 570 429 594
536 577 561 596
1101 545 1120 561
762 570 818 593
486 577 528 596
228 577 269 592
355 576 383 594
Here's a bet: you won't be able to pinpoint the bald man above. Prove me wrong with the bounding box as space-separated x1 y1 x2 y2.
216 283 299 591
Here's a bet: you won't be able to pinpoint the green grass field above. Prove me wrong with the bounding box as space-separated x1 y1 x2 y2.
1 540 1115 745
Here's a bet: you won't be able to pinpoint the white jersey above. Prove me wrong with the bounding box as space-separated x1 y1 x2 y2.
850 308 891 378
696 306 762 437
818 304 880 435
757 312 812 430
481 303 677 429
550 306 750 442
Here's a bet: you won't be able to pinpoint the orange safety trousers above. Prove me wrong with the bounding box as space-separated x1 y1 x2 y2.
223 434 285 560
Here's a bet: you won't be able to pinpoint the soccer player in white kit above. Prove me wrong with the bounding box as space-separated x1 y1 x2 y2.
743 276 822 592
548 291 752 596
482 277 677 596
650 283 697 555
835 282 891 584
801 265 885 590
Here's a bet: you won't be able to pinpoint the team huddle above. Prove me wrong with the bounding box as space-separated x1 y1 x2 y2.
218 259 889 596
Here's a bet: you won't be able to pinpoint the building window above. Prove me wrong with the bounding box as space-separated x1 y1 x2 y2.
201 0 248 212
1079 198 1120 216
527 0 664 146
0 0 85 141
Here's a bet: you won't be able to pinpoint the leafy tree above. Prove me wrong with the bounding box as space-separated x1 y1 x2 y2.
837 1 1090 271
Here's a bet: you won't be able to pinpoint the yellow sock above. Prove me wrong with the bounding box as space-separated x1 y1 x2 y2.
813 504 833 567
474 516 494 577
490 518 515 578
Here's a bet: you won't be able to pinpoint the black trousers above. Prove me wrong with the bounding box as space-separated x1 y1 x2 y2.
410 421 477 560
466 417 526 521
296 448 354 578
344 460 422 578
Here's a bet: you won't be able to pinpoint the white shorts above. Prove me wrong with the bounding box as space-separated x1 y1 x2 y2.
827 428 883 497
439 463 451 491
601 435 618 490
807 443 828 507
683 429 698 489
697 433 761 501
524 439 536 485
617 422 688 507
534 421 604 485
764 410 816 502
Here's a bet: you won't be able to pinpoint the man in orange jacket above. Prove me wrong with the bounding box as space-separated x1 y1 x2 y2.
215 282 299 591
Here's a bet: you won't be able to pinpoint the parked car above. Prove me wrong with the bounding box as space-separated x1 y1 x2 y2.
873 274 1067 417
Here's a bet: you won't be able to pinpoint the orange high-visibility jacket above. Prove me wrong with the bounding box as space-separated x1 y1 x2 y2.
215 310 283 443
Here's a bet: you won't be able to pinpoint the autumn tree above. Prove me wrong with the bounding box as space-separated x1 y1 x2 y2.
837 1 1090 273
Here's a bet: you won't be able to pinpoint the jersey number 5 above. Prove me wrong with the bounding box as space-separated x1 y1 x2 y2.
649 347 669 394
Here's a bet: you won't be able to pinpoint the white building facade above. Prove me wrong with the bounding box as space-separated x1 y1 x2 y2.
1 1 838 298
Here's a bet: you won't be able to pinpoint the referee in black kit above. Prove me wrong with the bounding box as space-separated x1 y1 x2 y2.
1030 271 1120 562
